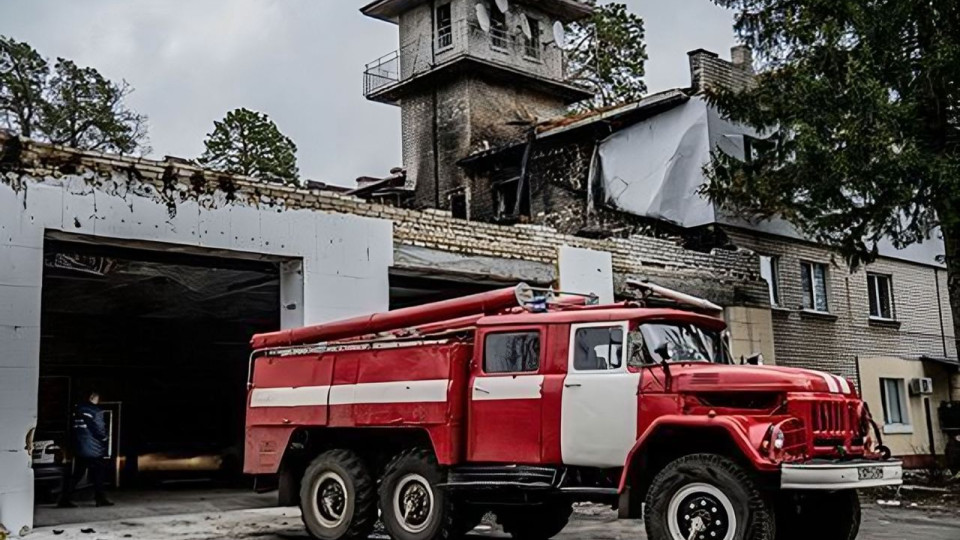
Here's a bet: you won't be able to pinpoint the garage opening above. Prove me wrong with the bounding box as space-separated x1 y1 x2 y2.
34 236 285 526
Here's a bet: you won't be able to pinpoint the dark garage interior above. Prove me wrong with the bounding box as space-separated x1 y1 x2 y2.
34 237 282 520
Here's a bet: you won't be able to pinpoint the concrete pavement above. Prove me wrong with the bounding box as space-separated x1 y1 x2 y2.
26 503 960 540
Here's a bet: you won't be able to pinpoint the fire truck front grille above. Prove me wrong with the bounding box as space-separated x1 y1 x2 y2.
788 398 865 457
810 401 856 438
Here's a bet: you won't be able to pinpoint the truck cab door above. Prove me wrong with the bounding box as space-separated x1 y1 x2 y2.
468 327 544 463
560 321 640 468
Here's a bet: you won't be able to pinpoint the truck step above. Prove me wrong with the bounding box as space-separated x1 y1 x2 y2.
442 465 561 489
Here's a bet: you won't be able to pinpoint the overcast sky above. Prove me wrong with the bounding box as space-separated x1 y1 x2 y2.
0 1 735 186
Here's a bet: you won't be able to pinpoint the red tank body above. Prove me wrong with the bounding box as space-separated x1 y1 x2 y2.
244 285 902 540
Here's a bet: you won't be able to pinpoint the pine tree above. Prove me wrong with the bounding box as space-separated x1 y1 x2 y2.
199 108 299 185
0 35 149 154
566 2 647 112
701 0 960 350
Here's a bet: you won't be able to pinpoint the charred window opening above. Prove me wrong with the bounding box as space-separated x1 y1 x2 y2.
449 190 467 219
493 176 530 221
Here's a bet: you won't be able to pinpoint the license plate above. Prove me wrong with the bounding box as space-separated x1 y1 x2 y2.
858 466 883 481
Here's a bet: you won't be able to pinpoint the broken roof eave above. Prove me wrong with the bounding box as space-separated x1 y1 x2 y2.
458 89 691 167
361 0 593 24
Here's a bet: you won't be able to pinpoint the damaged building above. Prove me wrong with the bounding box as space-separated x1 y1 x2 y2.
0 131 771 535
0 0 955 535
360 0 959 467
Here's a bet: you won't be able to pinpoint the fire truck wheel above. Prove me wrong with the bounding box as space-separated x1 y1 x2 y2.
644 453 775 540
774 491 861 540
379 448 459 540
299 449 377 540
497 500 573 539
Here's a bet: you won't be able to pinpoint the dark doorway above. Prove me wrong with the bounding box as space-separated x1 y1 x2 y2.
35 237 282 510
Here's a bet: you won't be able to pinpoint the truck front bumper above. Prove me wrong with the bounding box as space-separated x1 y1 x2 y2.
780 459 902 490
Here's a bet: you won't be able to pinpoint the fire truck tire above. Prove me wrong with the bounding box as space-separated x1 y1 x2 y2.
774 490 860 540
644 453 775 540
299 449 377 540
497 500 573 539
379 448 461 540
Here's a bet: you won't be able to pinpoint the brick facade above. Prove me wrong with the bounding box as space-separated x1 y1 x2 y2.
724 228 958 383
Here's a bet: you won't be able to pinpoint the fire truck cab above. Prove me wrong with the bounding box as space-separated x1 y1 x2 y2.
244 284 901 540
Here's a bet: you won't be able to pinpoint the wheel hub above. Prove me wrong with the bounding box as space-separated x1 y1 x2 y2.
394 474 434 534
667 483 737 540
313 472 348 528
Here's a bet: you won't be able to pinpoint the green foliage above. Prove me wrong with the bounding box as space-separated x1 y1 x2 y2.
0 35 149 154
702 1 960 268
0 37 47 138
41 59 148 154
199 108 299 185
567 2 647 112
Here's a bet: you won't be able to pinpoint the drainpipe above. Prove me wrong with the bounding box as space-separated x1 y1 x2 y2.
938 268 960 401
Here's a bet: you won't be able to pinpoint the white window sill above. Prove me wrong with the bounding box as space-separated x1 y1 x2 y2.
883 423 913 435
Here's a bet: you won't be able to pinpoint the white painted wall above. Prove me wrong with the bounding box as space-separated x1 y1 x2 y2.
0 172 393 535
558 246 614 304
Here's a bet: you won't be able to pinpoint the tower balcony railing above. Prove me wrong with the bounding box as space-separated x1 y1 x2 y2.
363 19 578 100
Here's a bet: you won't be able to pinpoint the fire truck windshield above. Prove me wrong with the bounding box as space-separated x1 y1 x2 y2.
635 322 729 364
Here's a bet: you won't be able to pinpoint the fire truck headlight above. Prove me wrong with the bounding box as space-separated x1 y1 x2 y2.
772 429 785 451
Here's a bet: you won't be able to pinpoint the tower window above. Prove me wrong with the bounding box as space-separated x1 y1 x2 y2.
524 16 541 58
436 4 453 49
490 7 508 49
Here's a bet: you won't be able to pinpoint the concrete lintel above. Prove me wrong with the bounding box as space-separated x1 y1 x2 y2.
393 244 555 285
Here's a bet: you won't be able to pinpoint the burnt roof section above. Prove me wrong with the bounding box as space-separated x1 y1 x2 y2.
361 0 593 24
459 89 690 167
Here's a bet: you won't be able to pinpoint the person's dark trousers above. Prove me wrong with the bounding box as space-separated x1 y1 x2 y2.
58 457 111 506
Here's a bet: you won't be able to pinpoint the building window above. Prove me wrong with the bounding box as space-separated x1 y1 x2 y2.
880 378 912 433
436 3 453 49
484 331 540 373
867 273 894 320
523 16 541 58
800 261 829 312
490 7 508 49
759 255 780 306
449 190 467 219
494 177 519 220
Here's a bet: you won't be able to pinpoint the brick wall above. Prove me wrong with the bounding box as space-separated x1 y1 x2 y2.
688 48 756 94
724 228 957 382
0 135 769 309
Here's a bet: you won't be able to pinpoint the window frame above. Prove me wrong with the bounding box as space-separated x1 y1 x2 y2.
759 255 781 307
568 321 629 374
436 3 453 50
867 272 895 321
523 15 541 59
800 261 830 313
489 7 508 50
879 377 912 434
481 329 542 375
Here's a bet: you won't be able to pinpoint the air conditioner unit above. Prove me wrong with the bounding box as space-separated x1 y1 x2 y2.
909 377 934 395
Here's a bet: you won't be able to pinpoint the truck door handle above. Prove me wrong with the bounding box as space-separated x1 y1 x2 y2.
474 386 490 394
564 383 582 388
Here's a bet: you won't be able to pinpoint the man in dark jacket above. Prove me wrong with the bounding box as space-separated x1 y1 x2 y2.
58 391 113 507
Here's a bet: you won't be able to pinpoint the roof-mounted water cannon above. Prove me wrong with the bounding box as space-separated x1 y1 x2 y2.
626 279 723 313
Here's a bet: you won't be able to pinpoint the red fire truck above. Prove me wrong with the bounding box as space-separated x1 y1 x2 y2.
244 283 901 540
